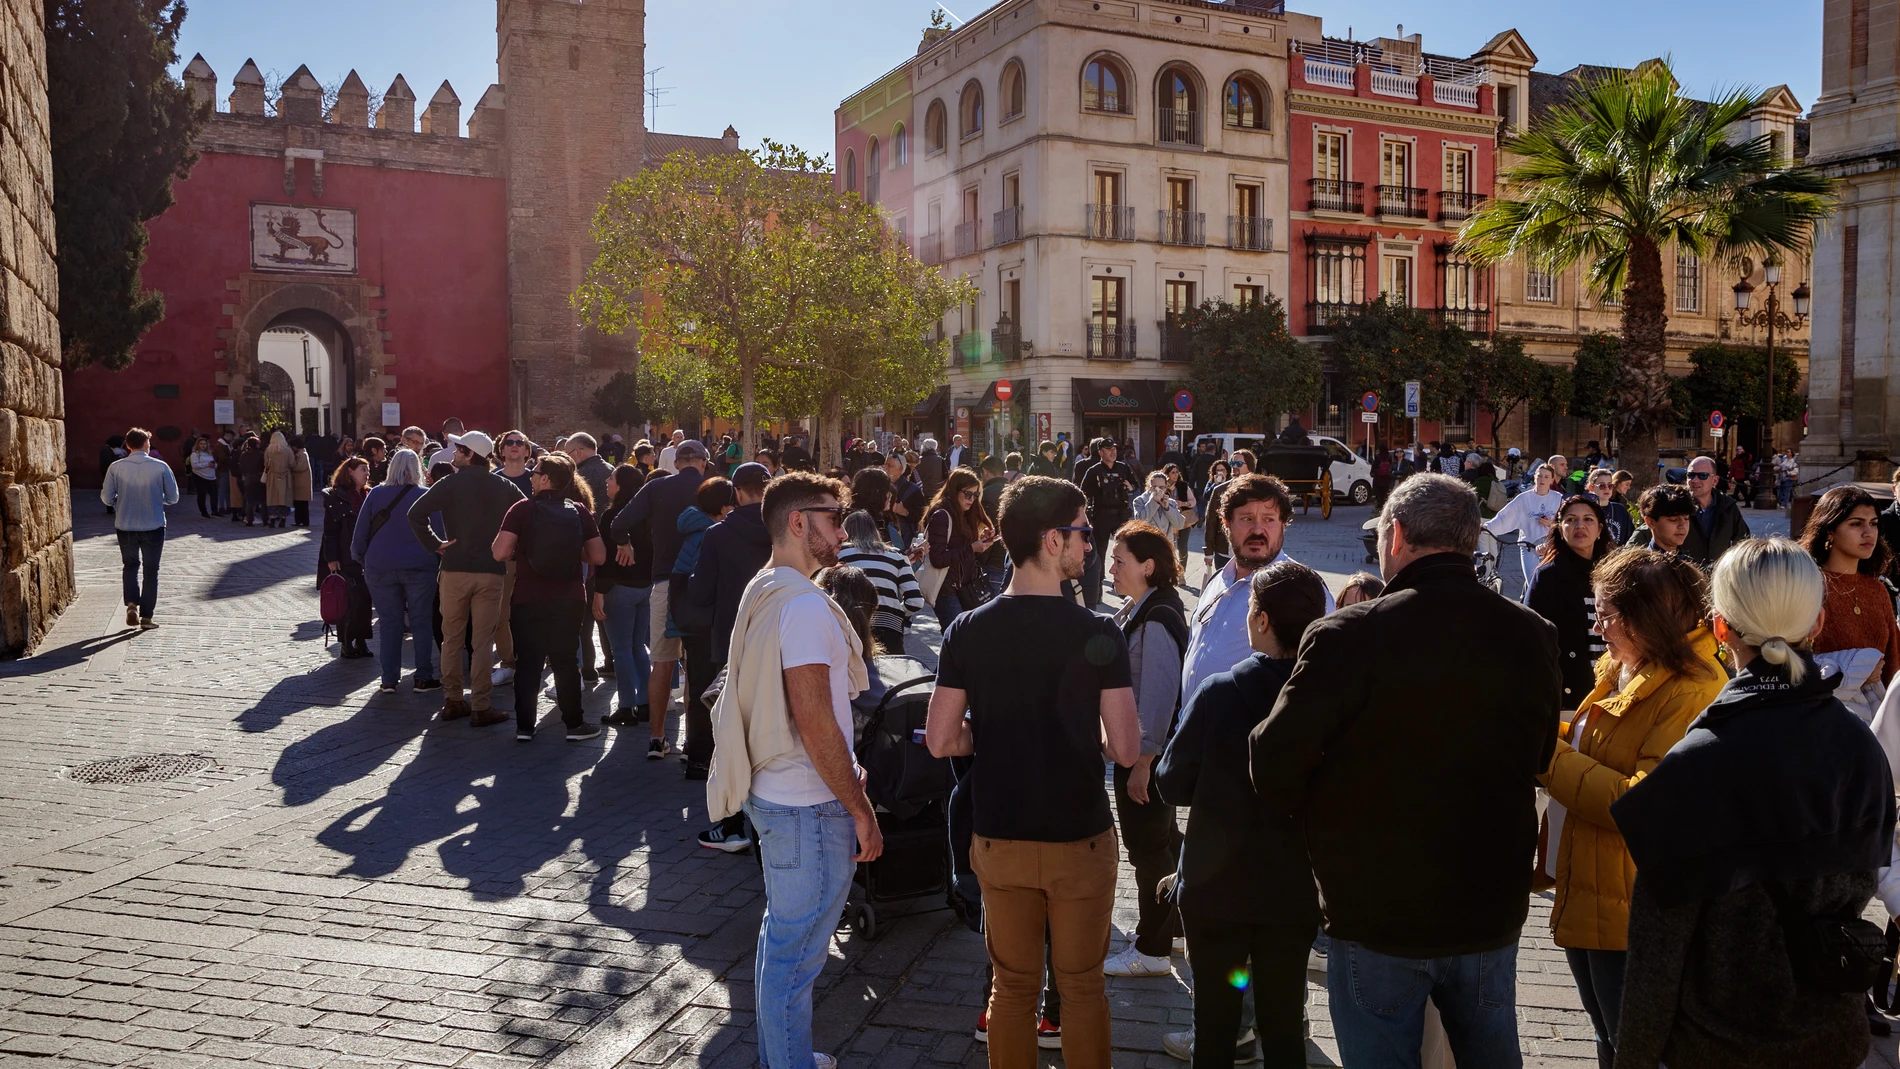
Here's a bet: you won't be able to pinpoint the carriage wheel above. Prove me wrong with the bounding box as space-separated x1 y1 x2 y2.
1319 472 1334 519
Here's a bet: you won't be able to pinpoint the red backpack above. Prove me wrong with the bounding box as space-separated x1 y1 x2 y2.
318 572 349 643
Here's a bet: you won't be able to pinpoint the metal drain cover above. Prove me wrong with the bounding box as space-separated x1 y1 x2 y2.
65 753 215 785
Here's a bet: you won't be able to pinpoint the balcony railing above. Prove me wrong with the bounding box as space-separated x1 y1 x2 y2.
1434 307 1491 334
920 232 943 265
1158 319 1192 363
1229 215 1272 251
1087 203 1137 241
865 172 880 204
1159 210 1206 247
1158 108 1202 146
1308 178 1363 214
1433 81 1480 108
1438 190 1486 223
1086 320 1137 360
992 204 1023 246
1369 69 1419 99
1375 185 1429 218
954 220 980 258
1304 58 1355 90
1306 300 1365 334
991 324 1021 362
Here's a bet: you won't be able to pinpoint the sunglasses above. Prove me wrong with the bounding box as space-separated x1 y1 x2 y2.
796 506 847 521
501 438 527 447
1686 472 1714 481
1053 524 1094 545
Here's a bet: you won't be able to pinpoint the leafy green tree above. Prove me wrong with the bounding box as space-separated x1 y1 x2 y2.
1458 61 1833 485
590 371 643 435
1178 295 1321 433
1328 297 1472 423
1567 333 1623 428
1465 334 1548 447
47 0 207 370
1671 343 1803 428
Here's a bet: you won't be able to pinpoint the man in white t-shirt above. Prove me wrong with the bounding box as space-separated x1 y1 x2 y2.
657 429 686 474
728 471 881 1069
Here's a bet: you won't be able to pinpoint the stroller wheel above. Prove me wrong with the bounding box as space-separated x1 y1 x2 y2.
849 902 879 941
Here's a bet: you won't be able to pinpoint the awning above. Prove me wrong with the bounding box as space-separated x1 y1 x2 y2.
911 384 949 418
974 378 1030 416
1072 378 1171 416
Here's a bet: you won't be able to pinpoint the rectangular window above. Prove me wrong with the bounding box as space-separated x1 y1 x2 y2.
1498 85 1516 129
1094 170 1122 207
1443 258 1472 309
1167 176 1194 214
1091 276 1123 327
962 186 980 224
1381 254 1411 305
1315 132 1345 180
1165 279 1197 318
1525 266 1555 303
1308 238 1368 330
1675 252 1702 313
1599 287 1620 308
1380 141 1410 187
1235 184 1260 219
1233 284 1263 306
1003 172 1020 208
1003 278 1022 324
1443 149 1471 194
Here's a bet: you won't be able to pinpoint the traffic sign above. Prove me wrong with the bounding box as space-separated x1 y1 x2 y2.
1404 381 1421 419
1709 410 1725 429
1712 428 1726 438
1173 390 1194 412
994 379 1013 402
1172 411 1194 431
1361 391 1379 412
1360 411 1378 423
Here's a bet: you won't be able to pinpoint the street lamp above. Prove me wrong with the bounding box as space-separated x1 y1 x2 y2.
1731 262 1810 510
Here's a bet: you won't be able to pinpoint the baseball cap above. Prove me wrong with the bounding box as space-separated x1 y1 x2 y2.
674 439 711 462
446 431 495 458
731 462 771 492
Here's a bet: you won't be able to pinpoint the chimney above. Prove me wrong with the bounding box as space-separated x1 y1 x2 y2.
229 58 266 116
376 75 416 132
420 81 460 136
329 69 369 126
469 84 505 141
278 64 322 123
722 125 739 150
182 54 216 109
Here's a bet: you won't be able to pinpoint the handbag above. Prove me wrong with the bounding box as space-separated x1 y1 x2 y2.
917 556 949 604
1763 880 1889 994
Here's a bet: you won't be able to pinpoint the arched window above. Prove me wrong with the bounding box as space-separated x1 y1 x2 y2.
1224 75 1268 129
891 122 907 165
1002 61 1026 120
960 80 984 138
1157 65 1200 145
867 136 881 174
1082 56 1128 113
925 100 947 154
843 149 857 193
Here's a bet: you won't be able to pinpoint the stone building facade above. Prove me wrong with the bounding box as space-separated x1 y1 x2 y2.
0 0 71 655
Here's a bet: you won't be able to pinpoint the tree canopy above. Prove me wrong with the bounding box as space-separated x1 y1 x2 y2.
46 0 207 371
1176 295 1321 434
1327 297 1472 423
1465 334 1566 447
1671 343 1803 427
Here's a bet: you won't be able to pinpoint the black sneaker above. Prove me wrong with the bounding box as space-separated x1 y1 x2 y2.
565 723 602 742
413 678 442 692
516 729 534 742
647 737 671 760
633 703 650 724
604 708 635 726
582 671 600 684
683 760 709 781
697 818 750 852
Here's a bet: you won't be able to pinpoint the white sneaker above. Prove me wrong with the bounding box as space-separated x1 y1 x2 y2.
1103 944 1172 977
812 1055 836 1069
1162 1029 1260 1064
1307 947 1328 975
491 666 515 685
1173 936 1187 953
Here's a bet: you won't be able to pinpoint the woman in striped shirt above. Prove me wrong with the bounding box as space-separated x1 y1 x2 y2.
838 509 928 654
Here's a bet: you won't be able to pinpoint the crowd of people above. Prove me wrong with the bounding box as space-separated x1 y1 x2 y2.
93 412 1900 1069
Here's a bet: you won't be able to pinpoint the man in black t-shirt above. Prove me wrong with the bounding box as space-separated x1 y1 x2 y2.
1077 441 1136 608
927 475 1140 1067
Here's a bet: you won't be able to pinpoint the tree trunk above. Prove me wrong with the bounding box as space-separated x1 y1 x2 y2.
1618 235 1671 488
819 395 843 472
739 363 756 464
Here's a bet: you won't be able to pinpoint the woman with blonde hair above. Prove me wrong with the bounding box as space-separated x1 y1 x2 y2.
1611 539 1895 1069
263 430 295 529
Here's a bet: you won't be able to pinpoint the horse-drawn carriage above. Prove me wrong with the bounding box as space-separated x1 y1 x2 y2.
1256 443 1333 519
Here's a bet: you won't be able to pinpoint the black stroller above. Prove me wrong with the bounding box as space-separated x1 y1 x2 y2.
843 654 956 939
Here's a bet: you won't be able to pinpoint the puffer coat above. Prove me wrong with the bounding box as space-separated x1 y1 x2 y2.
1539 626 1724 950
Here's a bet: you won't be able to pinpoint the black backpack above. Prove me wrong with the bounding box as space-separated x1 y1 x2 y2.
527 498 583 579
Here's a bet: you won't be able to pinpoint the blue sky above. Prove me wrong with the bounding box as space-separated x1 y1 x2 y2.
172 0 1824 160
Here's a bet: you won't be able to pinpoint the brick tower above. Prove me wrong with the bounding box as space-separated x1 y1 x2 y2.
497 0 646 439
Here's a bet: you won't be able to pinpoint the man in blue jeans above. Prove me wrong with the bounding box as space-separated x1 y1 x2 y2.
704 472 881 1069
1251 475 1562 1068
100 427 179 629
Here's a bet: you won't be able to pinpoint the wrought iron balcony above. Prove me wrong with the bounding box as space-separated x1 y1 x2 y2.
1308 178 1363 214
1438 190 1486 223
954 221 980 258
1376 185 1429 219
1306 300 1366 334
1159 210 1206 247
991 322 1021 362
1433 307 1491 334
1086 320 1137 360
1158 108 1201 146
992 205 1023 246
1158 319 1192 363
1087 203 1136 241
1229 215 1272 251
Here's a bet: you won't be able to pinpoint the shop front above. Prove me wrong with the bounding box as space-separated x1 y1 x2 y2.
1071 378 1173 470
973 377 1031 458
905 384 949 446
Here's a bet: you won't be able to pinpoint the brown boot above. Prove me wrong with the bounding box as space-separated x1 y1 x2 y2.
469 707 509 727
439 699 472 721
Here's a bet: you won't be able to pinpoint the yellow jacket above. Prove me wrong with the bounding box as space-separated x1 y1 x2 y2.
1539 626 1724 950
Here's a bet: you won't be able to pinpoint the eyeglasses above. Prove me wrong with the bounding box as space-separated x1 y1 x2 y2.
1053 524 1095 545
1686 472 1714 481
796 506 847 520
1592 611 1622 635
959 489 978 500
501 438 527 447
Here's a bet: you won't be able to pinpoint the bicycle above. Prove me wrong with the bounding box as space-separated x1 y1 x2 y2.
1474 530 1519 595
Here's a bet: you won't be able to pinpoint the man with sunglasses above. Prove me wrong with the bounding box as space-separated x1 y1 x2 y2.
1675 455 1750 567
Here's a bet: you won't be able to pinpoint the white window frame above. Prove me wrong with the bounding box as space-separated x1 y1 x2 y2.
1524 265 1556 303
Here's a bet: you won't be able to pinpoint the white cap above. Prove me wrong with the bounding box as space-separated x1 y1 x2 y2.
446 431 495 458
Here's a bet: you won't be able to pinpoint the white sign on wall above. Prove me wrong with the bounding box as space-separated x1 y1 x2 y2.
251 203 358 275
382 402 401 427
213 399 235 425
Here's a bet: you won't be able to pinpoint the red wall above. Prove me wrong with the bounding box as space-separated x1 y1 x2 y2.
66 151 509 484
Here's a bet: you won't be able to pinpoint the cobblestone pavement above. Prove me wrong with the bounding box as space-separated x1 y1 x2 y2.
2 492 1885 1069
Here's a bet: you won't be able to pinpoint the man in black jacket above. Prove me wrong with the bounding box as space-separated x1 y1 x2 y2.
1078 441 1135 608
610 439 711 758
1629 455 1750 567
566 432 616 680
916 439 949 501
1251 474 1561 1068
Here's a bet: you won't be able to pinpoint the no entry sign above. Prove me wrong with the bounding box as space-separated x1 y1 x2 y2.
995 379 1013 402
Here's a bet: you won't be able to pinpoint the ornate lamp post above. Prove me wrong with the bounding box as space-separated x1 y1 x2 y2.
1731 261 1810 510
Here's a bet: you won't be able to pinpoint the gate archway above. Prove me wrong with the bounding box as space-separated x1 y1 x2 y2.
228 280 382 439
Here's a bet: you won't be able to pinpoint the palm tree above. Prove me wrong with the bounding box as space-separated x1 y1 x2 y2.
1458 61 1833 483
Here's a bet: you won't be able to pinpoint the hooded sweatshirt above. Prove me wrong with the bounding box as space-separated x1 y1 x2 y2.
682 502 772 662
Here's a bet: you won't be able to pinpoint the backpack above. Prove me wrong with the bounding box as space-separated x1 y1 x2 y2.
1485 479 1508 512
527 498 584 579
318 572 349 643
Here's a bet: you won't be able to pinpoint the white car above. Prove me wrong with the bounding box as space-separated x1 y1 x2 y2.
1190 432 1375 505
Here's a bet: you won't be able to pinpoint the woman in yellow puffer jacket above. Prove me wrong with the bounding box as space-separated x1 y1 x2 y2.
1539 547 1725 1069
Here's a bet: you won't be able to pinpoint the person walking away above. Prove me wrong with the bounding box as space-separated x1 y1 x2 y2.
1631 484 1696 558
566 432 615 681
1077 440 1136 608
1536 548 1723 1069
491 453 606 741
594 464 651 728
289 435 314 527
926 475 1141 1069
406 431 525 726
1157 559 1328 1069
187 436 218 518
916 438 949 501
925 469 999 625
1103 523 1189 979
1611 538 1895 1069
1251 474 1562 1069
680 462 772 800
1485 463 1562 600
610 439 713 753
1670 455 1752 567
263 431 295 529
1527 495 1614 709
838 510 926 655
660 477 735 760
1586 468 1633 545
100 427 178 629
702 471 881 1069
237 434 266 525
351 449 440 693
212 430 233 515
322 457 373 658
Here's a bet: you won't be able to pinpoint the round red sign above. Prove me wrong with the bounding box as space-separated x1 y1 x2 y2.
995 379 1013 402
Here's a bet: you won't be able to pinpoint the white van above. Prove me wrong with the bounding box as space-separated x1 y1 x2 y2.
1192 432 1375 506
